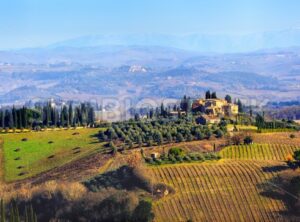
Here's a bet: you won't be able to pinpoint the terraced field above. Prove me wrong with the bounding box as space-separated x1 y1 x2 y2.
151 160 287 222
219 144 299 161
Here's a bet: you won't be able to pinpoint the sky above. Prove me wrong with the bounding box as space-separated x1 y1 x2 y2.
1 0 300 49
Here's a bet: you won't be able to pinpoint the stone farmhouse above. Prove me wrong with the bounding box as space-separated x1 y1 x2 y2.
192 98 238 117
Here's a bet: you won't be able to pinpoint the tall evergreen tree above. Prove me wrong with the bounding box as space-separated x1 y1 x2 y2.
205 90 211 99
0 110 4 128
68 103 73 126
0 199 5 222
237 99 243 113
21 107 28 128
12 106 17 128
8 110 14 129
225 95 232 103
211 92 217 99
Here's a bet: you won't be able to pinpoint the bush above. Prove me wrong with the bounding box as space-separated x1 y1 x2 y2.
155 159 162 165
231 134 243 145
293 150 300 162
175 155 183 162
244 136 253 145
190 155 198 161
169 156 177 163
168 147 184 157
144 157 152 163
215 129 223 138
183 155 191 162
290 134 296 139
204 153 212 160
194 154 204 161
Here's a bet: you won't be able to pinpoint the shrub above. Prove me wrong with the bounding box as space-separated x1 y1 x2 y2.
169 156 177 163
192 153 204 161
183 155 191 162
168 147 184 157
206 131 212 139
293 150 300 162
204 153 212 160
144 157 152 163
175 155 183 162
215 129 223 138
190 155 198 161
290 134 296 139
231 134 243 145
244 136 253 145
155 159 162 165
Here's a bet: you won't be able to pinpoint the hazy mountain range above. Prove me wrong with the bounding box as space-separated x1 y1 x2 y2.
0 29 300 106
49 29 300 53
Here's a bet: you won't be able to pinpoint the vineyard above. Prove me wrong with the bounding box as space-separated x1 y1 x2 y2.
219 144 299 161
150 133 300 222
151 160 288 222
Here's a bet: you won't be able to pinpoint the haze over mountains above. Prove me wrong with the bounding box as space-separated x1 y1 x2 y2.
50 29 300 53
1 29 300 106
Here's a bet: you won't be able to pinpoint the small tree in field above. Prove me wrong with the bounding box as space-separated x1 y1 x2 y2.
231 134 243 145
287 150 300 169
244 136 253 145
293 150 300 164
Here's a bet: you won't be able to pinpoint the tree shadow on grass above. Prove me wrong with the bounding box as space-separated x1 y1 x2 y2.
261 165 290 173
83 166 149 192
258 170 300 220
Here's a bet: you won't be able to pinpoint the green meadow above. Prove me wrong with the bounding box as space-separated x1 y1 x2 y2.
1 128 105 182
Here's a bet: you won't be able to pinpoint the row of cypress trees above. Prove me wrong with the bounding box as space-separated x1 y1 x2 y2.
0 102 95 130
0 199 37 222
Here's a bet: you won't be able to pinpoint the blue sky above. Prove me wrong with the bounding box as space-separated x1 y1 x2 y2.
1 0 300 49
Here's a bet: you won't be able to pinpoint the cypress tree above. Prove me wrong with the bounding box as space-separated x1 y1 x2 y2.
8 110 14 129
0 111 4 128
12 202 20 222
237 99 243 113
29 205 34 222
205 90 211 99
12 106 17 128
24 206 28 222
21 107 28 129
68 104 73 126
225 95 232 103
211 92 217 99
9 205 14 222
1 199 5 222
17 110 22 129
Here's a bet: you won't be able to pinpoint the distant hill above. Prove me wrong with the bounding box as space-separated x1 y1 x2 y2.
49 29 300 53
0 45 300 105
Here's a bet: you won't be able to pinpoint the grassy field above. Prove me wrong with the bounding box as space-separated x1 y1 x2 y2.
1 128 105 182
227 124 258 132
253 132 300 146
150 160 287 222
219 143 299 161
